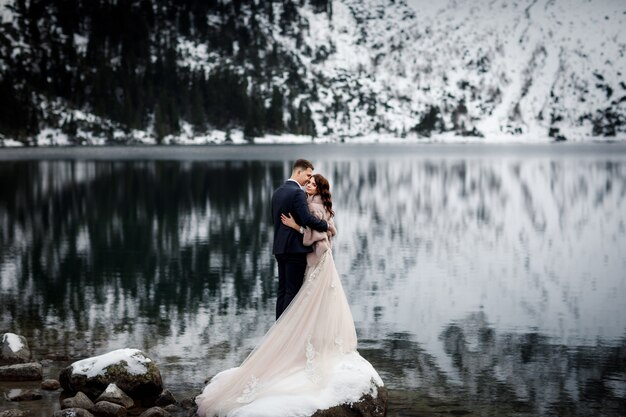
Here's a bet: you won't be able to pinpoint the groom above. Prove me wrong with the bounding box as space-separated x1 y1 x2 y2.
271 159 328 320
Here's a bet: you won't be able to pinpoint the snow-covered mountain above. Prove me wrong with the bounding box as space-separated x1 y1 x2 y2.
0 0 624 145
290 0 626 140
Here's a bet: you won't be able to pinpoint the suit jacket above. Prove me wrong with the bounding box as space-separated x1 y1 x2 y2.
271 180 328 255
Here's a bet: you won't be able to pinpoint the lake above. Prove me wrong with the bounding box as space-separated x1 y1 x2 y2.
1 143 625 416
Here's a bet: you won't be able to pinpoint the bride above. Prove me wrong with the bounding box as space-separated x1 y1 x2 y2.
195 174 383 417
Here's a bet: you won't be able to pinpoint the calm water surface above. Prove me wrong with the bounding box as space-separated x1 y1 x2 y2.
1 144 625 416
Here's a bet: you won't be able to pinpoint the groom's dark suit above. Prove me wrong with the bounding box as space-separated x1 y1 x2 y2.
272 180 328 319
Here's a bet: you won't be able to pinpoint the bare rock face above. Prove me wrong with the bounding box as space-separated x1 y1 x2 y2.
93 400 127 417
311 387 388 417
59 349 163 403
95 383 134 408
0 362 43 381
0 333 31 365
62 391 95 411
155 389 177 407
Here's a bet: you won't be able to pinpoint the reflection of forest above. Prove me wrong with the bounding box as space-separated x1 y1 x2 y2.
0 161 284 354
362 311 626 417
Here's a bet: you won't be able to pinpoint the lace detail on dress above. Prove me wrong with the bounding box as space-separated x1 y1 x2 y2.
306 250 329 283
236 375 259 404
303 250 331 297
305 337 320 384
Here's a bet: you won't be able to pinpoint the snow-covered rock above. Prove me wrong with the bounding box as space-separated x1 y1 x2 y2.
212 352 385 417
1 333 31 364
59 349 163 402
62 391 95 411
312 389 387 417
95 383 134 409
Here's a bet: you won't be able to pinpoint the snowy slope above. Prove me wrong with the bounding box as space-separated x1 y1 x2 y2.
284 0 626 140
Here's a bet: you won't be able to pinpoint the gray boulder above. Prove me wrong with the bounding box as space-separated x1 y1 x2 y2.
0 333 31 365
155 389 177 407
93 401 127 417
53 408 95 417
138 407 171 417
59 349 163 402
5 389 42 402
0 362 43 381
312 387 388 417
95 383 134 408
42 378 62 390
62 391 95 411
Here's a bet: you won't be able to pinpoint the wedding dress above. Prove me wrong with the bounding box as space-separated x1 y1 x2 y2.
196 196 383 417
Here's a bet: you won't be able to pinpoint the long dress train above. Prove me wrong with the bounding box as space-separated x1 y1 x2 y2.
196 198 383 417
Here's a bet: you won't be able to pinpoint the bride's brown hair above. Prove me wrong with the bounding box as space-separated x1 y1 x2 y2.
313 174 334 218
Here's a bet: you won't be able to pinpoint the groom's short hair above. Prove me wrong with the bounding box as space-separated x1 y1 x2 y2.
293 159 314 172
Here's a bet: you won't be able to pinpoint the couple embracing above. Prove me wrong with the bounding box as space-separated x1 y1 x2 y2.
196 159 382 417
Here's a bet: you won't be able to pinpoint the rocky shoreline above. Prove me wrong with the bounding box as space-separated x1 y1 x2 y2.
1 333 387 417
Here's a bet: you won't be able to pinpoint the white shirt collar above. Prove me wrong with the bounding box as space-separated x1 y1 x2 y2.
287 178 302 189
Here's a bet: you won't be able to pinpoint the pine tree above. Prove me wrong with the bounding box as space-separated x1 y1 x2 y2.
266 86 284 133
154 102 168 143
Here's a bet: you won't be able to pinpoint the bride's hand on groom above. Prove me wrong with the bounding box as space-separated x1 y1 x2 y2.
281 213 300 232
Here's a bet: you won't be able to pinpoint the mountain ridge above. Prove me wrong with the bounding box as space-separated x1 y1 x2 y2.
0 0 624 145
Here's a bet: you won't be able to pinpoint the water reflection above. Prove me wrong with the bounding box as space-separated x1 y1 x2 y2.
0 150 625 416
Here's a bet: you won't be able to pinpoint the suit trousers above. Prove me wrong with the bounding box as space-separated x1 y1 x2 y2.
275 253 308 320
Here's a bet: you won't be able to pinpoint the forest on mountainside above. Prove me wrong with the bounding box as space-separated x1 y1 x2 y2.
0 0 332 143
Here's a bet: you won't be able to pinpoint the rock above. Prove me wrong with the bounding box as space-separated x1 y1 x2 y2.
155 389 177 407
62 391 95 411
53 408 96 417
0 362 43 381
312 387 388 417
1 333 31 365
138 407 171 417
179 397 196 410
59 349 163 403
42 378 62 390
95 383 134 408
5 389 43 401
0 410 29 417
93 401 127 417
162 404 179 413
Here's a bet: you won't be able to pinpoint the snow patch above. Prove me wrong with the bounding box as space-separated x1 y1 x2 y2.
73 33 88 55
36 128 71 146
0 138 24 146
70 348 152 378
1 0 14 24
2 333 25 353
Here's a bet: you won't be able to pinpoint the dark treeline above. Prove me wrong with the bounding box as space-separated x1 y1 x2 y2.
0 0 332 143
